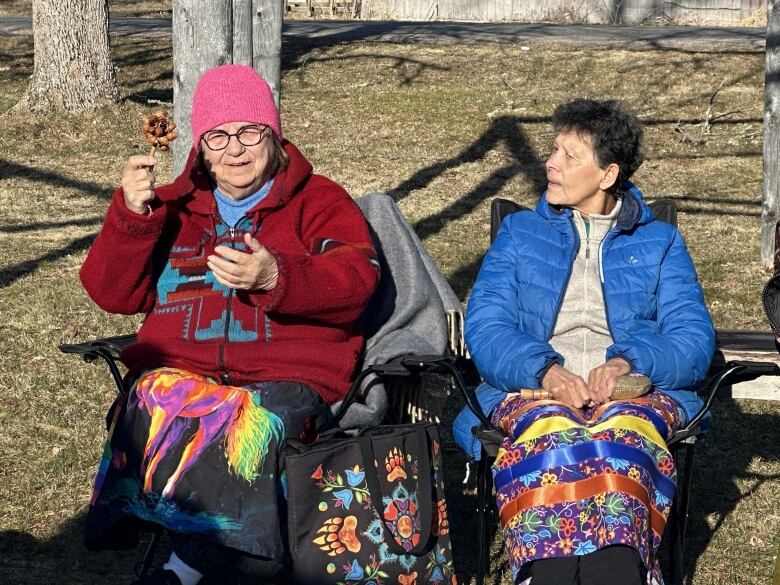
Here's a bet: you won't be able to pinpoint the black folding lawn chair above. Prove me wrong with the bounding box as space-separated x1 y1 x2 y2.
457 197 780 585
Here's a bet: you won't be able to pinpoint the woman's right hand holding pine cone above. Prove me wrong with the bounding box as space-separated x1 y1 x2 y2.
121 155 158 215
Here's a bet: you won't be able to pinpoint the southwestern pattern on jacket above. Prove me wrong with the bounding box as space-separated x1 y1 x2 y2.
81 141 380 404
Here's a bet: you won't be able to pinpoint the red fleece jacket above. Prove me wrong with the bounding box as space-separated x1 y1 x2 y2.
81 141 380 404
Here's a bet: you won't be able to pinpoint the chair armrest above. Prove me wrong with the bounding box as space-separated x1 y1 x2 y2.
59 334 137 360
715 329 779 352
59 334 137 394
473 426 506 457
436 356 503 435
324 354 498 433
324 354 438 431
670 360 780 446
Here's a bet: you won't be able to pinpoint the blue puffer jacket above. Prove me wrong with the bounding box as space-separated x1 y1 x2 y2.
453 183 716 459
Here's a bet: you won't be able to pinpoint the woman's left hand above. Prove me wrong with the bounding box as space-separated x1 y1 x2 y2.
208 233 279 291
587 357 632 405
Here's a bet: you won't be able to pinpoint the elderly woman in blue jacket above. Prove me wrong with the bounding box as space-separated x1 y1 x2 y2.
454 99 714 585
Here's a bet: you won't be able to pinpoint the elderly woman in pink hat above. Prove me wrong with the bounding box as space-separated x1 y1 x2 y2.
80 64 380 585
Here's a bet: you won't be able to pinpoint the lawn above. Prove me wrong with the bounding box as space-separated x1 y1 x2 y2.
0 0 172 18
0 29 778 585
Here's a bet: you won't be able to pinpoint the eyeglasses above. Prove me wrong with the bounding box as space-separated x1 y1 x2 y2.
202 125 268 151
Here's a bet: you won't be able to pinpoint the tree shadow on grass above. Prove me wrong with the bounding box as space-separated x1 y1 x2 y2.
0 232 96 288
0 217 103 234
0 511 148 585
113 42 174 105
125 87 174 105
681 393 780 584
122 39 450 104
286 49 451 86
0 157 107 288
0 158 111 200
387 114 548 299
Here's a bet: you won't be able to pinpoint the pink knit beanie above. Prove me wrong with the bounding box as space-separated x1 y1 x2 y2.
191 64 282 148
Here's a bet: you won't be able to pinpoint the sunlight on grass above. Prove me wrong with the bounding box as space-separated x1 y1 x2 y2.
0 33 777 585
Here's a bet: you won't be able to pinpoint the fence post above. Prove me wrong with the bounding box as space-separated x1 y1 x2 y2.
253 0 283 107
763 0 780 266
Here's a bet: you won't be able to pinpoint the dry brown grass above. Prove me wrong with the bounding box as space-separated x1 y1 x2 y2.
741 3 767 28
0 0 30 17
0 0 171 18
279 42 770 328
0 34 778 585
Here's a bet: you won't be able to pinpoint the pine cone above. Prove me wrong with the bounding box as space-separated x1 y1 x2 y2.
142 110 178 154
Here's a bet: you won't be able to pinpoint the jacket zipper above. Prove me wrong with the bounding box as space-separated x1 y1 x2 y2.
249 221 271 343
217 223 236 384
598 228 616 339
584 227 591 315
585 234 590 264
547 215 580 340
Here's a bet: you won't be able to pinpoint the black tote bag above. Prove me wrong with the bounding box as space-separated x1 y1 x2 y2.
283 423 457 585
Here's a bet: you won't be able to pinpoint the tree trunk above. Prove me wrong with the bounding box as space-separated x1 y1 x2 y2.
253 0 283 106
762 0 780 265
172 0 233 172
172 0 283 174
13 0 118 113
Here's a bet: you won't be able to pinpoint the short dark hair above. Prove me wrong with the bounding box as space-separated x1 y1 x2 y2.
552 99 644 193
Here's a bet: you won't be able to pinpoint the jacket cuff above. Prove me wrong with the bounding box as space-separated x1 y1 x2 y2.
606 346 642 374
244 245 287 309
261 246 287 310
537 355 564 387
109 187 166 239
607 353 636 372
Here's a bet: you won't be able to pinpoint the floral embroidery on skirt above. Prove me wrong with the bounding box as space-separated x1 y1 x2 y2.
491 392 684 584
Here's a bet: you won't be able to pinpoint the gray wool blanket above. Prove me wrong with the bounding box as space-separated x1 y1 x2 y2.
332 192 463 428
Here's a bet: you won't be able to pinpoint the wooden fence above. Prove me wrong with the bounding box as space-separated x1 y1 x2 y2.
286 0 361 17
360 0 764 25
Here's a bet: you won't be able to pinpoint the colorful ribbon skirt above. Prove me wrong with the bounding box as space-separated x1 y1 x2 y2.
491 392 684 584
